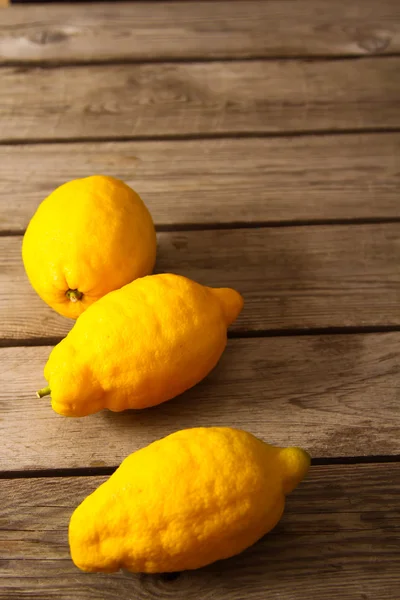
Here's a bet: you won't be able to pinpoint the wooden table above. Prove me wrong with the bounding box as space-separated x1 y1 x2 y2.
1 2 400 598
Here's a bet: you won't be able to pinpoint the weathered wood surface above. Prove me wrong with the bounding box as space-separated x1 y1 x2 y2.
1 332 399 471
1 133 400 232
1 57 400 142
1 224 399 342
1 1 399 599
1 464 399 599
1 1 400 64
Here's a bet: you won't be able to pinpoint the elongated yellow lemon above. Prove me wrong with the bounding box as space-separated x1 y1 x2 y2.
38 274 243 416
69 427 310 573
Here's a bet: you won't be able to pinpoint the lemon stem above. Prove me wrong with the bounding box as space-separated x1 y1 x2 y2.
36 386 51 398
66 289 83 303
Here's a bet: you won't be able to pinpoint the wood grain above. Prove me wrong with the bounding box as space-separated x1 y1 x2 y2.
1 464 399 599
1 58 400 142
1 332 400 471
1 224 400 342
1 1 400 63
1 133 400 232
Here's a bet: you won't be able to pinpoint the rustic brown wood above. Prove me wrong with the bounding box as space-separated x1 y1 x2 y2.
1 1 400 63
1 464 399 599
0 3 398 599
1 332 399 471
1 224 400 342
1 133 400 232
1 57 400 142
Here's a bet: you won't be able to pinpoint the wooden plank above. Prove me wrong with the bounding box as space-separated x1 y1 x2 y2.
1 464 399 599
1 58 400 142
1 133 400 233
1 332 399 471
1 224 400 342
1 1 400 63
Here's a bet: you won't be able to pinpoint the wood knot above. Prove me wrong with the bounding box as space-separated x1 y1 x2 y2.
172 236 188 251
30 30 68 45
357 33 391 54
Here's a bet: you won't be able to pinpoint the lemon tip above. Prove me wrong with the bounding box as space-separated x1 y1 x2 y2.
280 447 311 494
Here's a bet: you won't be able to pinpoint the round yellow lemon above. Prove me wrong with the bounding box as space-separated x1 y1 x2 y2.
69 427 310 573
22 175 156 319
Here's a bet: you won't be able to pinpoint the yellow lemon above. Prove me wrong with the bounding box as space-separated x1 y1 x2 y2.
37 274 243 416
22 175 156 319
69 427 310 573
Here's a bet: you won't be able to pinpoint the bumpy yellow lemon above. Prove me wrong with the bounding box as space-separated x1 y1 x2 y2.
22 175 156 319
37 274 243 416
69 427 310 573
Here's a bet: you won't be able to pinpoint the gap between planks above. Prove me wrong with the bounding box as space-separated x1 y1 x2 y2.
3 325 400 350
1 456 400 481
4 219 400 239
3 54 400 70
1 128 400 146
